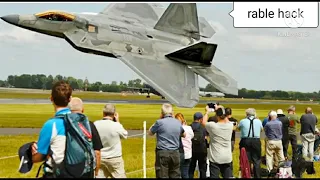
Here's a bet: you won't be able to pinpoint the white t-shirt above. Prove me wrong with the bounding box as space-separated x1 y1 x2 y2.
206 122 233 164
182 125 194 159
94 119 128 159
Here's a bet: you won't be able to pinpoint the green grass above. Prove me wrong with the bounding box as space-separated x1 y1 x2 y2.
1 104 320 129
0 88 316 103
0 135 318 178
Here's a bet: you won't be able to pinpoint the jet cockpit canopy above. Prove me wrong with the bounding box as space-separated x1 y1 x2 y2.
35 10 75 21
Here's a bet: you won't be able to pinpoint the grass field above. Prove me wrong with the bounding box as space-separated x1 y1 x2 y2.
0 88 316 103
1 104 320 129
0 134 319 178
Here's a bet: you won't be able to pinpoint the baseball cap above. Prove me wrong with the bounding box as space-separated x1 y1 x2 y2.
193 112 203 120
18 142 34 173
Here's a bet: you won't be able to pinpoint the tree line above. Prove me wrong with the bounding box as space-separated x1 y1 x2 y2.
0 74 319 101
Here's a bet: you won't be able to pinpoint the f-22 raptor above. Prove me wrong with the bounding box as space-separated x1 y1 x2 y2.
1 3 238 108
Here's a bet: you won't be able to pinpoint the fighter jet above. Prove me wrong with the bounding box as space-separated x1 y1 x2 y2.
1 3 238 108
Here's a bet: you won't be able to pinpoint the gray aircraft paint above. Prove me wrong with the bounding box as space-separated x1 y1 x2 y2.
1 3 238 108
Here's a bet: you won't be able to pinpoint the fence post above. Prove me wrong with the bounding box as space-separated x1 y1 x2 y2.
143 121 147 178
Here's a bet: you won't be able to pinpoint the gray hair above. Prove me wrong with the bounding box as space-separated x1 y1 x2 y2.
103 103 116 116
269 110 277 118
246 108 256 117
161 103 173 115
68 97 83 112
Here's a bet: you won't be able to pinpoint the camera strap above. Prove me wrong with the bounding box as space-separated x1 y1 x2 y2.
102 117 113 121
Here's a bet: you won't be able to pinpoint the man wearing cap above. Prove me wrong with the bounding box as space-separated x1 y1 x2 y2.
300 107 318 161
94 103 128 178
276 109 290 160
286 106 300 159
237 108 263 178
201 105 234 178
189 112 208 178
148 103 186 178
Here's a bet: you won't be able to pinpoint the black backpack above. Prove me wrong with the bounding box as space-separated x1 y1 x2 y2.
192 125 205 146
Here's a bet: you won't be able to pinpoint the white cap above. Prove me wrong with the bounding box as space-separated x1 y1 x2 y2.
276 109 284 115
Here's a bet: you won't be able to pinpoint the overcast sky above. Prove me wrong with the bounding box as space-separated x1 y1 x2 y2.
0 2 319 92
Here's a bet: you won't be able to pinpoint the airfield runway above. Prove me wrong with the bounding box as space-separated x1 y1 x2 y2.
0 98 318 105
0 98 314 139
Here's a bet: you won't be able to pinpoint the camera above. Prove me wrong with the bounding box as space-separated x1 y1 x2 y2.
113 117 117 122
207 102 219 112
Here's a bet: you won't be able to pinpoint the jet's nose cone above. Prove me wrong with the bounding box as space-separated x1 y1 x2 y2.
1 14 19 25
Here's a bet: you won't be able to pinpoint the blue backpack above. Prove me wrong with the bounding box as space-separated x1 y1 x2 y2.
37 113 96 178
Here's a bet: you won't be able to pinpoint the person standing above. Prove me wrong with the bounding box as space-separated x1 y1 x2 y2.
276 109 290 160
264 111 285 172
149 103 186 178
31 81 74 178
189 112 208 178
225 107 238 152
286 105 300 159
237 108 263 178
201 105 234 178
68 97 103 177
300 107 318 161
94 103 128 178
175 113 194 178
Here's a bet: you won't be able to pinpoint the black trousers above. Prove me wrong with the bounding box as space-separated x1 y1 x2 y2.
155 149 181 178
282 134 298 158
239 138 261 178
209 161 233 178
189 152 207 178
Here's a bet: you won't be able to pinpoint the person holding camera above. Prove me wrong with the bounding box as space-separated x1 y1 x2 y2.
201 104 234 178
94 103 128 178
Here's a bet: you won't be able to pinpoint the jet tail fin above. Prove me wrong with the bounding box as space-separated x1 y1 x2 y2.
165 42 217 67
154 3 200 40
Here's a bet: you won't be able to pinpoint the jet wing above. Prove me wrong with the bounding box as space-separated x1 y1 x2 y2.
189 65 238 96
114 52 200 108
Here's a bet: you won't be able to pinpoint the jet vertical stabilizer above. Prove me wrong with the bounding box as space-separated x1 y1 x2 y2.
154 3 200 40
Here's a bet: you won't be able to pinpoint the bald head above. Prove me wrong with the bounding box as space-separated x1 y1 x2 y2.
306 107 313 114
68 97 84 113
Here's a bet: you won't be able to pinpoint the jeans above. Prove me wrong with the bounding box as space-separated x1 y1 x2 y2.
155 149 181 178
180 152 191 178
189 152 207 178
209 161 233 178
